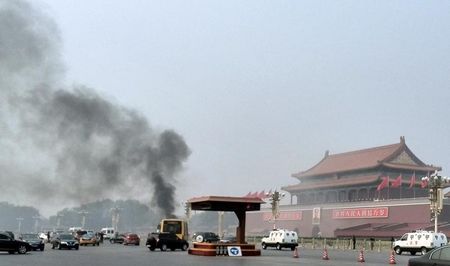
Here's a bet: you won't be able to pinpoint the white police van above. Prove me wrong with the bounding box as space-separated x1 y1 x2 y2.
261 229 298 250
393 230 447 255
100 227 115 239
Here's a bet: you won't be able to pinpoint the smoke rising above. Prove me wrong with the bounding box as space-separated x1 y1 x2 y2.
0 0 190 217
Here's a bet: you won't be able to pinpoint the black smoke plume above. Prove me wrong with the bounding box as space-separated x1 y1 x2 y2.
0 0 190 217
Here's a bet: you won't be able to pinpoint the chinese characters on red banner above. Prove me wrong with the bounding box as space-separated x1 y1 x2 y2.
332 207 389 219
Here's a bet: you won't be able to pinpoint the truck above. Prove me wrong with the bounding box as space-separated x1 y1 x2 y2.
157 219 189 241
100 227 115 239
393 230 447 255
146 219 189 251
261 229 299 250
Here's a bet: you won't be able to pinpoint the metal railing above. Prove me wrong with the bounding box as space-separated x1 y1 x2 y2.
247 236 394 252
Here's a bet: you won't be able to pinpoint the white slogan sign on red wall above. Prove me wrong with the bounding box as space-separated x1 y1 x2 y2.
332 207 389 219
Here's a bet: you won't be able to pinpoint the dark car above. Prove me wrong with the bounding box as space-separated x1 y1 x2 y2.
0 232 31 254
192 232 220 243
109 233 125 244
146 232 188 251
123 233 140 245
51 233 79 250
408 245 450 266
20 233 45 251
219 235 237 243
1 231 15 239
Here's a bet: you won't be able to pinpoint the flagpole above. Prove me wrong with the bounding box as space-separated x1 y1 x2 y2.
388 177 390 200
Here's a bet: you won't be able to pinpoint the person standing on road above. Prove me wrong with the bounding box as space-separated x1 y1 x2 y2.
352 235 356 250
47 231 51 243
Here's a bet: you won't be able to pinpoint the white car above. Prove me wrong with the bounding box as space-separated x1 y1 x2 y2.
261 229 298 250
38 232 48 241
393 230 447 255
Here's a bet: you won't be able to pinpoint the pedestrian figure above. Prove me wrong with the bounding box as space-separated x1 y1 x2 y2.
47 231 51 243
100 232 104 243
352 235 356 250
370 238 375 250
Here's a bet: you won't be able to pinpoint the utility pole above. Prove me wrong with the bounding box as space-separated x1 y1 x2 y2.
422 170 450 233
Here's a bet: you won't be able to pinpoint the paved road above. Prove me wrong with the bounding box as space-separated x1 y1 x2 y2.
0 242 413 266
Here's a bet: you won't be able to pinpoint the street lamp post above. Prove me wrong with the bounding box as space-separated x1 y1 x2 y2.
56 213 64 229
267 190 285 229
422 170 450 233
183 202 191 220
110 207 122 232
16 218 24 233
32 216 41 233
79 210 89 229
218 211 224 238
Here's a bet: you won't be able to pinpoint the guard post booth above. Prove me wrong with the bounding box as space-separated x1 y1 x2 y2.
187 196 264 256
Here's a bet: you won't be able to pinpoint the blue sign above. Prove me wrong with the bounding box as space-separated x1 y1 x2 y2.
227 246 242 256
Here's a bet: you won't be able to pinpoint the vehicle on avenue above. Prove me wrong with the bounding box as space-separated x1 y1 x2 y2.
0 232 31 254
101 227 115 239
110 232 125 244
261 229 299 250
79 232 99 246
157 219 189 241
73 230 88 241
19 233 45 251
192 232 220 243
146 232 189 251
408 245 450 266
123 233 140 245
51 233 79 250
219 235 237 243
38 232 48 242
68 227 83 233
49 229 65 240
1 231 15 239
393 230 447 255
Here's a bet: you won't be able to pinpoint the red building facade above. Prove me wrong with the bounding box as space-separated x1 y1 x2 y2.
246 137 450 238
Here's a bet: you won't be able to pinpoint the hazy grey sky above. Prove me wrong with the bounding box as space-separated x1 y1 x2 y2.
16 0 450 215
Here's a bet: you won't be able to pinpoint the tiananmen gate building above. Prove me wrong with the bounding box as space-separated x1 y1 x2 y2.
246 137 450 238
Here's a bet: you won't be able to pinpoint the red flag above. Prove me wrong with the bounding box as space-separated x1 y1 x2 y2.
409 172 416 188
421 178 428 188
377 176 389 191
391 175 402 188
421 172 430 188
